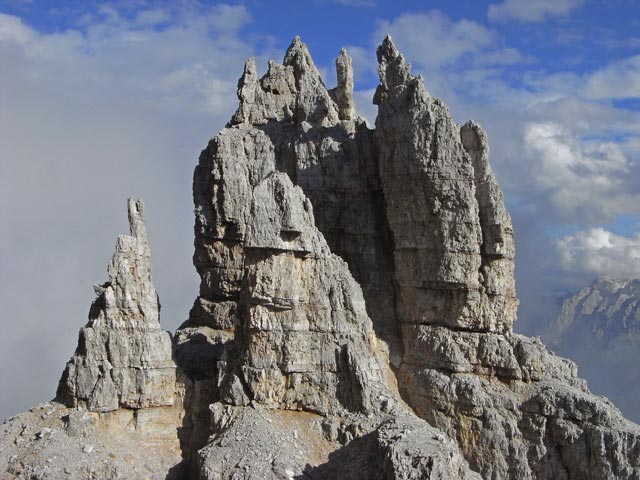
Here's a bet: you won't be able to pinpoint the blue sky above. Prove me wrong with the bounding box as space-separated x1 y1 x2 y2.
1 0 639 419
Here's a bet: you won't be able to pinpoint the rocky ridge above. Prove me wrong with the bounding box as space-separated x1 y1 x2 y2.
545 278 640 350
544 277 640 423
2 36 640 480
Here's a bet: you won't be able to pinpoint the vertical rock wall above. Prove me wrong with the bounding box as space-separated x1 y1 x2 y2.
41 35 640 480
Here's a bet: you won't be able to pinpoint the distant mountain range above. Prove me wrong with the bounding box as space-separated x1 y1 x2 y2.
544 277 640 422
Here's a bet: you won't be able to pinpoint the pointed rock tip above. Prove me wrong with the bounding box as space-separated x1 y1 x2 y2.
462 119 487 137
285 35 310 58
127 198 146 239
243 57 257 74
288 35 305 52
284 35 316 70
377 34 400 63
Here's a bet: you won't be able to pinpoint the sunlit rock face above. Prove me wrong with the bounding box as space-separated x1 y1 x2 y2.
57 199 176 412
177 36 481 479
174 35 640 480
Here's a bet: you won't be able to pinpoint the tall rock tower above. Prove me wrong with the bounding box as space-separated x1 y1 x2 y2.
57 199 176 412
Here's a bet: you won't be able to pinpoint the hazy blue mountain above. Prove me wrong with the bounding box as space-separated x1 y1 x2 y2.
544 278 640 422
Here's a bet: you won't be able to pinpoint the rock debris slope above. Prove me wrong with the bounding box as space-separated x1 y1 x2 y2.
2 36 640 480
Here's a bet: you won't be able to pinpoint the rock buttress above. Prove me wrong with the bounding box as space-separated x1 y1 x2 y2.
374 35 640 480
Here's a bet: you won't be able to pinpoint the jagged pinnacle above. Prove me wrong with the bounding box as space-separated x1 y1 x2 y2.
127 198 147 242
377 34 400 63
242 57 257 77
335 47 354 120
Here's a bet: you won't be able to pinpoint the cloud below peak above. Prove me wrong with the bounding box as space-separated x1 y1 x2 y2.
557 228 640 279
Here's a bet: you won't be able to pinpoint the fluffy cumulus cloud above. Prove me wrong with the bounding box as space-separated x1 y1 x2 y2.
0 3 280 420
557 228 640 279
583 55 640 100
374 11 494 69
488 0 584 23
522 122 640 222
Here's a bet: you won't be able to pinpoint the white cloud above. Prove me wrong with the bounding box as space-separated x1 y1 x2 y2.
523 122 640 222
557 228 640 279
583 55 640 100
488 0 584 23
374 11 495 69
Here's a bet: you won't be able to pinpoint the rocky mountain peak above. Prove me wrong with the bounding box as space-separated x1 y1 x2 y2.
2 36 640 480
89 198 158 329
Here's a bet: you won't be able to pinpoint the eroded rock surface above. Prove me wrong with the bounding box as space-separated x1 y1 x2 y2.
175 37 478 478
1 201 182 480
57 199 176 412
3 35 640 480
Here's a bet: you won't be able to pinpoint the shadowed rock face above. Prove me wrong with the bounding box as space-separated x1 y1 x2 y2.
3 35 640 480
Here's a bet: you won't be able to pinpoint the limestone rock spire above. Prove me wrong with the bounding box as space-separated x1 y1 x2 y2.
56 199 176 412
335 48 354 120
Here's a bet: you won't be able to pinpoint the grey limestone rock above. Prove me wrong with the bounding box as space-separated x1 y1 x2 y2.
374 35 517 334
180 35 640 480
57 199 176 412
176 36 479 478
4 34 640 480
372 35 640 479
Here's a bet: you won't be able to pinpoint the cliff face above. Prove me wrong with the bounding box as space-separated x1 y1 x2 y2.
176 35 479 479
2 36 640 480
173 36 640 479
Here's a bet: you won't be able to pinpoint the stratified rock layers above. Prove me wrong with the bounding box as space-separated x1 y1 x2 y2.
372 36 640 479
176 36 640 479
4 34 640 480
57 199 176 412
177 38 480 478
